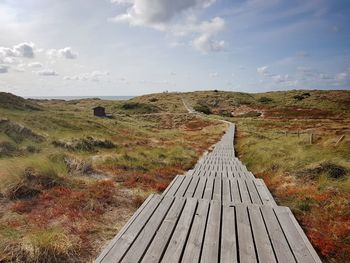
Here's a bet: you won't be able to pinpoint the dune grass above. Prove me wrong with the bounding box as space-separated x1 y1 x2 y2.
0 95 226 262
232 117 350 262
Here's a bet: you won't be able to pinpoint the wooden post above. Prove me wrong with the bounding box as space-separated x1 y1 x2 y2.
309 132 314 144
297 130 300 138
335 135 345 147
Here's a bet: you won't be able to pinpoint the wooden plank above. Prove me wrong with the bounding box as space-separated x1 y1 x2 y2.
275 207 321 263
254 179 275 206
193 177 206 199
185 176 200 198
161 198 198 263
98 195 162 262
141 198 186 263
95 194 157 263
222 177 231 204
248 206 276 263
121 197 175 262
236 205 257 263
201 200 222 263
182 199 210 263
221 205 238 263
175 175 192 197
165 176 185 197
257 179 277 206
238 180 251 203
162 175 181 197
246 180 262 205
212 177 222 201
261 206 296 263
231 180 241 203
203 177 214 200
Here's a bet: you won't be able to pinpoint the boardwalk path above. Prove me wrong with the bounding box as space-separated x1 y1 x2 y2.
95 124 322 263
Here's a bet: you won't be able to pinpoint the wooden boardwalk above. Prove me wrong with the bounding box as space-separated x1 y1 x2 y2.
95 124 322 263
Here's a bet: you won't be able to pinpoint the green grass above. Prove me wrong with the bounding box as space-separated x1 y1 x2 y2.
0 92 226 262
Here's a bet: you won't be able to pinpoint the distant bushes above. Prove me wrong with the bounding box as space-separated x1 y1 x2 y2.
0 119 45 143
293 93 311 101
0 141 18 157
239 111 262 118
293 95 305 101
52 136 115 152
258 96 273 104
121 102 160 113
193 104 212 114
298 162 348 180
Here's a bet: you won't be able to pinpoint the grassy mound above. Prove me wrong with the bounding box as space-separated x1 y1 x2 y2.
0 92 42 111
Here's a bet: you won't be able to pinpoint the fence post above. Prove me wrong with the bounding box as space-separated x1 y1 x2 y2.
335 135 345 147
309 132 314 144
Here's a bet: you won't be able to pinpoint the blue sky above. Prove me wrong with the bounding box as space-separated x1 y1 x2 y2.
0 0 349 96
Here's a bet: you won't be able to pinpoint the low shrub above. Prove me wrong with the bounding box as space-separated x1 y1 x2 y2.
52 137 115 152
193 104 211 114
258 96 273 104
0 141 18 157
121 102 160 113
239 111 262 118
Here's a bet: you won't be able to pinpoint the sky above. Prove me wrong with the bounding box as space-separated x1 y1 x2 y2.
0 0 349 96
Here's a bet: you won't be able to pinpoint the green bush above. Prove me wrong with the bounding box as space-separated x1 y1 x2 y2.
193 104 212 114
258 96 273 104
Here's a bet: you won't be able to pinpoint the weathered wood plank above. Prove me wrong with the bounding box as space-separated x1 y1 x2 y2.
236 205 257 263
95 194 157 263
221 205 238 263
182 199 210 263
248 205 276 263
193 177 206 199
141 197 186 263
222 177 231 204
203 177 214 200
246 180 262 205
201 200 221 263
275 207 321 263
98 195 162 262
238 180 251 203
176 175 193 197
121 197 175 262
212 177 222 201
231 179 241 203
185 176 200 198
261 206 296 263
161 198 198 263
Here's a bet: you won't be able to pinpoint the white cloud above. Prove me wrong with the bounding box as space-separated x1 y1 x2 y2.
64 71 109 81
110 0 224 53
0 42 35 58
0 65 9 73
110 0 216 27
209 72 218 77
193 35 224 52
47 47 78 59
192 17 225 53
37 69 58 76
319 73 332 80
27 62 43 68
257 66 269 76
272 74 290 83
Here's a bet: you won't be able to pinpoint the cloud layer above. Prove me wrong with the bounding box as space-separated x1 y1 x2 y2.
110 0 225 53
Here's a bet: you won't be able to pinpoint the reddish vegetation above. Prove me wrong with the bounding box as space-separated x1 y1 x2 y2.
8 180 137 257
261 174 350 261
264 107 335 119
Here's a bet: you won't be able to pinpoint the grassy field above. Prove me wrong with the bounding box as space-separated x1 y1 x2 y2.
0 92 226 262
177 89 350 263
1 89 349 262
